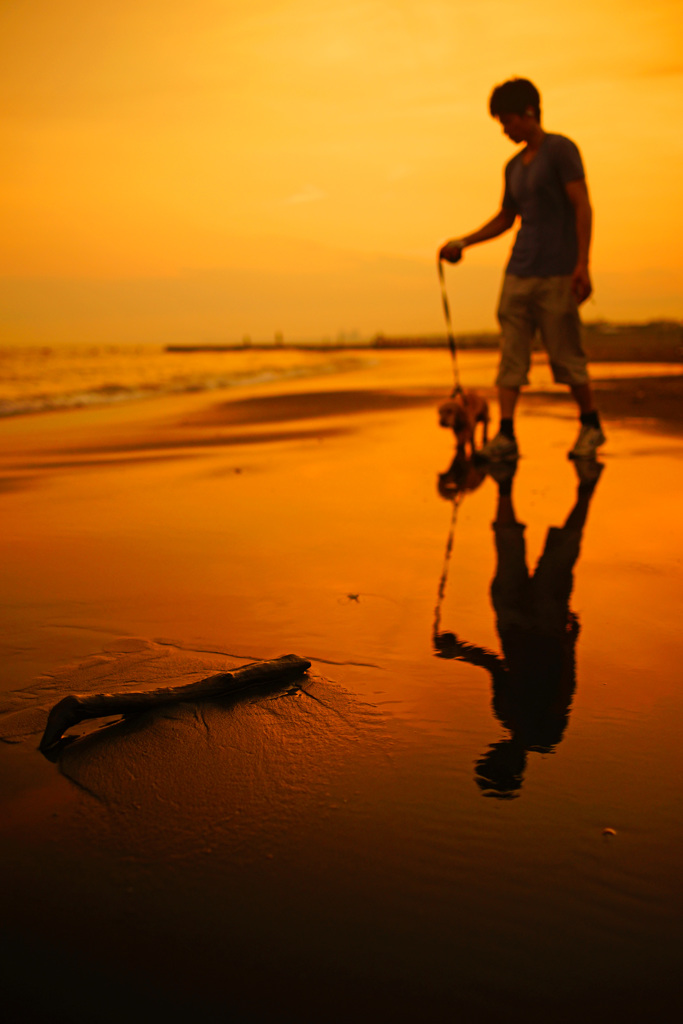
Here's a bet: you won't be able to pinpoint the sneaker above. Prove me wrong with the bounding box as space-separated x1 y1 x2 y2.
573 458 604 489
475 431 519 463
568 424 606 459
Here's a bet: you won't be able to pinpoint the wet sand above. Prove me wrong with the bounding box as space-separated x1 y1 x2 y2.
1 350 682 1022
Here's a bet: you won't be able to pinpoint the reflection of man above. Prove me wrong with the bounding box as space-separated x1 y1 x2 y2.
439 77 605 462
434 460 603 798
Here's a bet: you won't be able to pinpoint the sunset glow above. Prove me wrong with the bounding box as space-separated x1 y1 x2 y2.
2 0 682 341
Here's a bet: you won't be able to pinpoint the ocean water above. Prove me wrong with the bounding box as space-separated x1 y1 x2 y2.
0 343 372 417
1 343 679 419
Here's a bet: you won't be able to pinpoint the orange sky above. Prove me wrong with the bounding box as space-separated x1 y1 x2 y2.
1 0 682 342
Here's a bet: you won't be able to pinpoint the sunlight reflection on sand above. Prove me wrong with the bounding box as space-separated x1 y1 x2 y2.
0 349 681 1021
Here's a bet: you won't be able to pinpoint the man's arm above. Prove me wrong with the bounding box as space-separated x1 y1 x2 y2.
433 631 505 675
565 177 593 304
439 207 516 263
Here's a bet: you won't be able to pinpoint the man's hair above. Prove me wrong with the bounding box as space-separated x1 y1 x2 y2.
489 78 541 121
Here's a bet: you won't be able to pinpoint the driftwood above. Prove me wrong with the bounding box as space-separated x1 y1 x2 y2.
38 653 311 752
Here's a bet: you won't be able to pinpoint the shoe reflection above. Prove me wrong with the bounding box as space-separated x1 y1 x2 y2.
434 458 603 799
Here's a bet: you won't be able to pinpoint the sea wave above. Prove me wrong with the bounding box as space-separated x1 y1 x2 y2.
0 345 373 417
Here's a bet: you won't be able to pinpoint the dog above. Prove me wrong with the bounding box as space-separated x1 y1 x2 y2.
438 390 489 457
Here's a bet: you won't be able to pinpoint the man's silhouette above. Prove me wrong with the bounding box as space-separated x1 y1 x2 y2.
439 78 605 462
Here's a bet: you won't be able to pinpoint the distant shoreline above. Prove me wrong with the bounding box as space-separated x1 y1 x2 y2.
166 321 683 363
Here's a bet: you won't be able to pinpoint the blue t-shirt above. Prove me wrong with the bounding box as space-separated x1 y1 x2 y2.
503 133 585 277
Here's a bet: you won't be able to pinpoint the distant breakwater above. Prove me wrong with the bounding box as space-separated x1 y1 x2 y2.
166 321 683 363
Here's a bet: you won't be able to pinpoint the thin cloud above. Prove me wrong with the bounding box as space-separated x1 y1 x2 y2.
282 185 327 205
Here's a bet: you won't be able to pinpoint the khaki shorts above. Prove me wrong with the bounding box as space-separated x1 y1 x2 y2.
496 274 589 388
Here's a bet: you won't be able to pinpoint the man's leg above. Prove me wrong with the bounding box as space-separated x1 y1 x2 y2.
498 385 520 442
489 461 530 636
537 278 606 458
569 382 594 415
533 458 604 638
478 277 532 462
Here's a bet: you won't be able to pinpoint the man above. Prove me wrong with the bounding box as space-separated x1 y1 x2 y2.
439 78 605 461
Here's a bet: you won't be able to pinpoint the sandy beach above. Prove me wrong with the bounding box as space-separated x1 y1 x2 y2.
1 349 682 1023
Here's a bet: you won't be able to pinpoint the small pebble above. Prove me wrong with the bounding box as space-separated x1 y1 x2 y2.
602 827 617 837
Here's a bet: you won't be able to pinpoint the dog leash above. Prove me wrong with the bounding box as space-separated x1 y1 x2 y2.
432 491 462 642
437 258 462 396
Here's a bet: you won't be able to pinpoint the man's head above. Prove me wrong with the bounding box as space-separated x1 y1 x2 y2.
489 78 542 144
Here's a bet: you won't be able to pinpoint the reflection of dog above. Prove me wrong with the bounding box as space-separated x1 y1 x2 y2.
437 452 487 501
438 391 489 456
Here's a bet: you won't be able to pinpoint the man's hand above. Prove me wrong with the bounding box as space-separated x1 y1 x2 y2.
439 239 465 264
571 263 592 304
